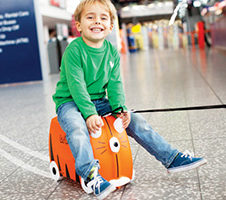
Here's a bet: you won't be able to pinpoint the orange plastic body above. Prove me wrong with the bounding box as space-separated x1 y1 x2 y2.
49 115 133 184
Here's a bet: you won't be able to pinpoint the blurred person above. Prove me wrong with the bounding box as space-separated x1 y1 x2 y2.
131 21 144 50
126 23 137 52
48 28 57 42
52 0 207 199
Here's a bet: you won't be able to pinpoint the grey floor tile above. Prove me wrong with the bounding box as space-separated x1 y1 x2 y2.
198 157 226 200
0 157 18 183
188 110 226 140
119 140 202 200
0 167 58 199
48 178 123 200
193 137 226 159
0 141 33 182
0 192 46 200
193 138 226 200
47 179 93 200
145 112 191 142
128 137 140 161
121 178 201 200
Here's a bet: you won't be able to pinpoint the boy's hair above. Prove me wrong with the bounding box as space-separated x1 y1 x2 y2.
74 0 117 24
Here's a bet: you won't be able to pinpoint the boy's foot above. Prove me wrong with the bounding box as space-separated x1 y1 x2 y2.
167 150 207 173
86 168 116 200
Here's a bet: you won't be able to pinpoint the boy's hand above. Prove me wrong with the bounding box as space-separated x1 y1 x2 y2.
86 115 104 134
117 111 131 129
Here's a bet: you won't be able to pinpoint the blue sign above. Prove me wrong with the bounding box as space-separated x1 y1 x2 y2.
0 0 42 84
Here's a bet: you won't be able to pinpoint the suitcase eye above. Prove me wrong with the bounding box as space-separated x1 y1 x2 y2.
109 137 120 153
113 118 124 133
90 128 102 138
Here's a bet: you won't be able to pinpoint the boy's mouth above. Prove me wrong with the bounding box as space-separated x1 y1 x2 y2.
90 27 104 33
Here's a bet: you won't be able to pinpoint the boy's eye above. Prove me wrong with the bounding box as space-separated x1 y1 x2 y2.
101 17 108 20
87 16 93 19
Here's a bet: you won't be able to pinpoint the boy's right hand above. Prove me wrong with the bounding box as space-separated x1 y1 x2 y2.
86 115 104 134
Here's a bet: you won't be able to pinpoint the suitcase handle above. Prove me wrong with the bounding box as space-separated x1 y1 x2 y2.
102 106 124 117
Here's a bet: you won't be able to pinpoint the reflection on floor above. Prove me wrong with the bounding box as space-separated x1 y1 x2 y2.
0 48 226 200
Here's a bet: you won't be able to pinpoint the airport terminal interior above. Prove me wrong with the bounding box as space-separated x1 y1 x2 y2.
1 48 226 199
1 0 226 199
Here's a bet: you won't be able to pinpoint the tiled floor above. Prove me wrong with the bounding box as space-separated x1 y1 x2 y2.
0 47 226 200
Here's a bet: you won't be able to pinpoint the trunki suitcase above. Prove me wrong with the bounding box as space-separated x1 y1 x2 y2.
49 114 134 192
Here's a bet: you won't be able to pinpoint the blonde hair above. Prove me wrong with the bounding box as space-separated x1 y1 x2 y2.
74 0 117 24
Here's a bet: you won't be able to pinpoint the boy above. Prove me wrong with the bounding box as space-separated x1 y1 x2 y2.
52 0 207 199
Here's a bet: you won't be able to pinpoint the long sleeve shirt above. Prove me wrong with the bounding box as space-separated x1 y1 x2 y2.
52 37 127 119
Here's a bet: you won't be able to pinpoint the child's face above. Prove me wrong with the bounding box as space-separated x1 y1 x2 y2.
76 2 113 48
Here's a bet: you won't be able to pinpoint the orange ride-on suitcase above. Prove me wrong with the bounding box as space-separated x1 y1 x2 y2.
49 115 134 193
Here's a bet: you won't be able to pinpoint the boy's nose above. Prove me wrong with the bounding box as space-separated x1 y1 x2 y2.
95 17 101 24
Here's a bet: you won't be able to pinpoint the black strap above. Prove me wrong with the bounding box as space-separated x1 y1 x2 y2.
101 107 124 117
132 104 226 113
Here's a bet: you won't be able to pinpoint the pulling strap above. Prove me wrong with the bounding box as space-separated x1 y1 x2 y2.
132 104 226 113
101 104 226 116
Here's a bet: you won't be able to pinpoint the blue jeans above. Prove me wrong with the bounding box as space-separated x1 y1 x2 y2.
57 98 178 180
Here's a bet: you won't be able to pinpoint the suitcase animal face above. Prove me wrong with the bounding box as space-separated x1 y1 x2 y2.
49 115 134 191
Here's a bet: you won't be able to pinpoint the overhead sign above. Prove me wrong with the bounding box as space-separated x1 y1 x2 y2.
0 0 42 84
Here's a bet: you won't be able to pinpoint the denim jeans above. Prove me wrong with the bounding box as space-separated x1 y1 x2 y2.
57 98 178 180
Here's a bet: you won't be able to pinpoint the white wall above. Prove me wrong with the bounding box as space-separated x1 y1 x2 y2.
38 0 81 27
66 0 81 14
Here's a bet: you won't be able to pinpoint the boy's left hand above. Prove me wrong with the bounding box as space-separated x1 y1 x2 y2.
118 111 131 129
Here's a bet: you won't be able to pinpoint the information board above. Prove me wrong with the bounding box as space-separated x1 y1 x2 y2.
0 0 42 84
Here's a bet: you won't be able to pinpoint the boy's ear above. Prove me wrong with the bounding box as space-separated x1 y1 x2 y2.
75 21 82 32
110 23 114 32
